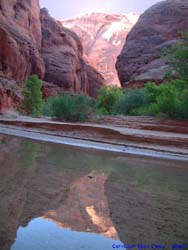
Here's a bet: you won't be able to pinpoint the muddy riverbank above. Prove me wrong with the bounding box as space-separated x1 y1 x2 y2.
0 115 188 161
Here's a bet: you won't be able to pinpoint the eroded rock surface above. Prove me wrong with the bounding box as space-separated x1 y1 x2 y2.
62 12 139 86
40 8 105 96
116 0 188 86
0 0 45 81
0 76 22 111
0 0 105 110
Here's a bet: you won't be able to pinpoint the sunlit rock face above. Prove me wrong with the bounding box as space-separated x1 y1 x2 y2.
116 0 188 86
62 12 139 87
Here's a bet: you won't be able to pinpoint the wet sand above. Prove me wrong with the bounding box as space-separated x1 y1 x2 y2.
0 116 188 161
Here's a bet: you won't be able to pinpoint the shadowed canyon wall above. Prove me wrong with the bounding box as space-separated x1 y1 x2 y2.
0 0 105 111
0 0 45 80
40 8 104 97
116 0 188 87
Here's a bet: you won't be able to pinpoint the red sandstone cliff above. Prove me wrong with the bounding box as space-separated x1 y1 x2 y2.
62 12 139 86
0 0 45 81
0 1 105 110
116 0 188 86
40 8 104 97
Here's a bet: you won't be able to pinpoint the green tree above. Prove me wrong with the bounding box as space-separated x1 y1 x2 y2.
23 75 43 117
97 86 123 115
113 88 149 115
149 83 178 117
44 92 90 122
163 31 188 81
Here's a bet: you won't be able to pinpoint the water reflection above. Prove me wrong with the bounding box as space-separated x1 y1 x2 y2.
105 157 188 245
0 134 188 250
44 171 118 238
12 218 122 250
0 135 120 250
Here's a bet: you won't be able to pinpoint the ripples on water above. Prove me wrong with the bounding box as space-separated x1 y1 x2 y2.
0 134 188 250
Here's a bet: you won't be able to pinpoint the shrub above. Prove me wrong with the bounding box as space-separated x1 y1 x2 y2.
176 88 188 118
144 82 161 103
97 86 123 115
23 75 43 117
146 81 188 118
44 92 89 122
113 88 149 115
149 83 178 117
162 31 188 81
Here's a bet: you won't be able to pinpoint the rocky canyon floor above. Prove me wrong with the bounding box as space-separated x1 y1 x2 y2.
0 115 188 161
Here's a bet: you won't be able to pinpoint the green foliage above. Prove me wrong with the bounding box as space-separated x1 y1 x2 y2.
149 32 188 118
96 80 188 119
144 82 160 103
23 75 43 117
113 88 149 115
148 83 178 117
145 81 188 119
43 92 90 122
163 32 188 81
96 86 123 115
18 141 40 170
164 70 173 81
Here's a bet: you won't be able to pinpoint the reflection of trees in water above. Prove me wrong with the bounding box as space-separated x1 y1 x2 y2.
43 142 116 175
18 141 40 170
0 136 41 250
0 135 40 172
2 136 188 248
0 136 116 250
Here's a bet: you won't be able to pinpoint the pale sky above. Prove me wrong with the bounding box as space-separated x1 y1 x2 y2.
39 0 162 19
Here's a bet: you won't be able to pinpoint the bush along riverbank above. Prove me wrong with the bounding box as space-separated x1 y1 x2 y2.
19 32 188 122
94 32 188 119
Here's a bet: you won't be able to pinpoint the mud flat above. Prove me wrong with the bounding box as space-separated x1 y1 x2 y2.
0 116 188 161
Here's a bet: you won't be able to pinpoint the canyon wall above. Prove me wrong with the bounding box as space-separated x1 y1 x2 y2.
0 0 105 111
40 8 104 97
116 0 188 86
62 12 139 86
0 0 45 81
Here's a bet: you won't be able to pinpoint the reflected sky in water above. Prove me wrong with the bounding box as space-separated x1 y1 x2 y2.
11 217 123 250
0 134 188 249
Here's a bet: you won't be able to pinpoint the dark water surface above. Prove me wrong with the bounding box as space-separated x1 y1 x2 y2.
0 134 188 250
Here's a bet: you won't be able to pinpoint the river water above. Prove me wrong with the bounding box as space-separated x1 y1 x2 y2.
0 134 188 250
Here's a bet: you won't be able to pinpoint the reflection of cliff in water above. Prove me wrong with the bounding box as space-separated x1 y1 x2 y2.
44 171 118 239
1 135 188 250
0 135 118 250
105 157 188 245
